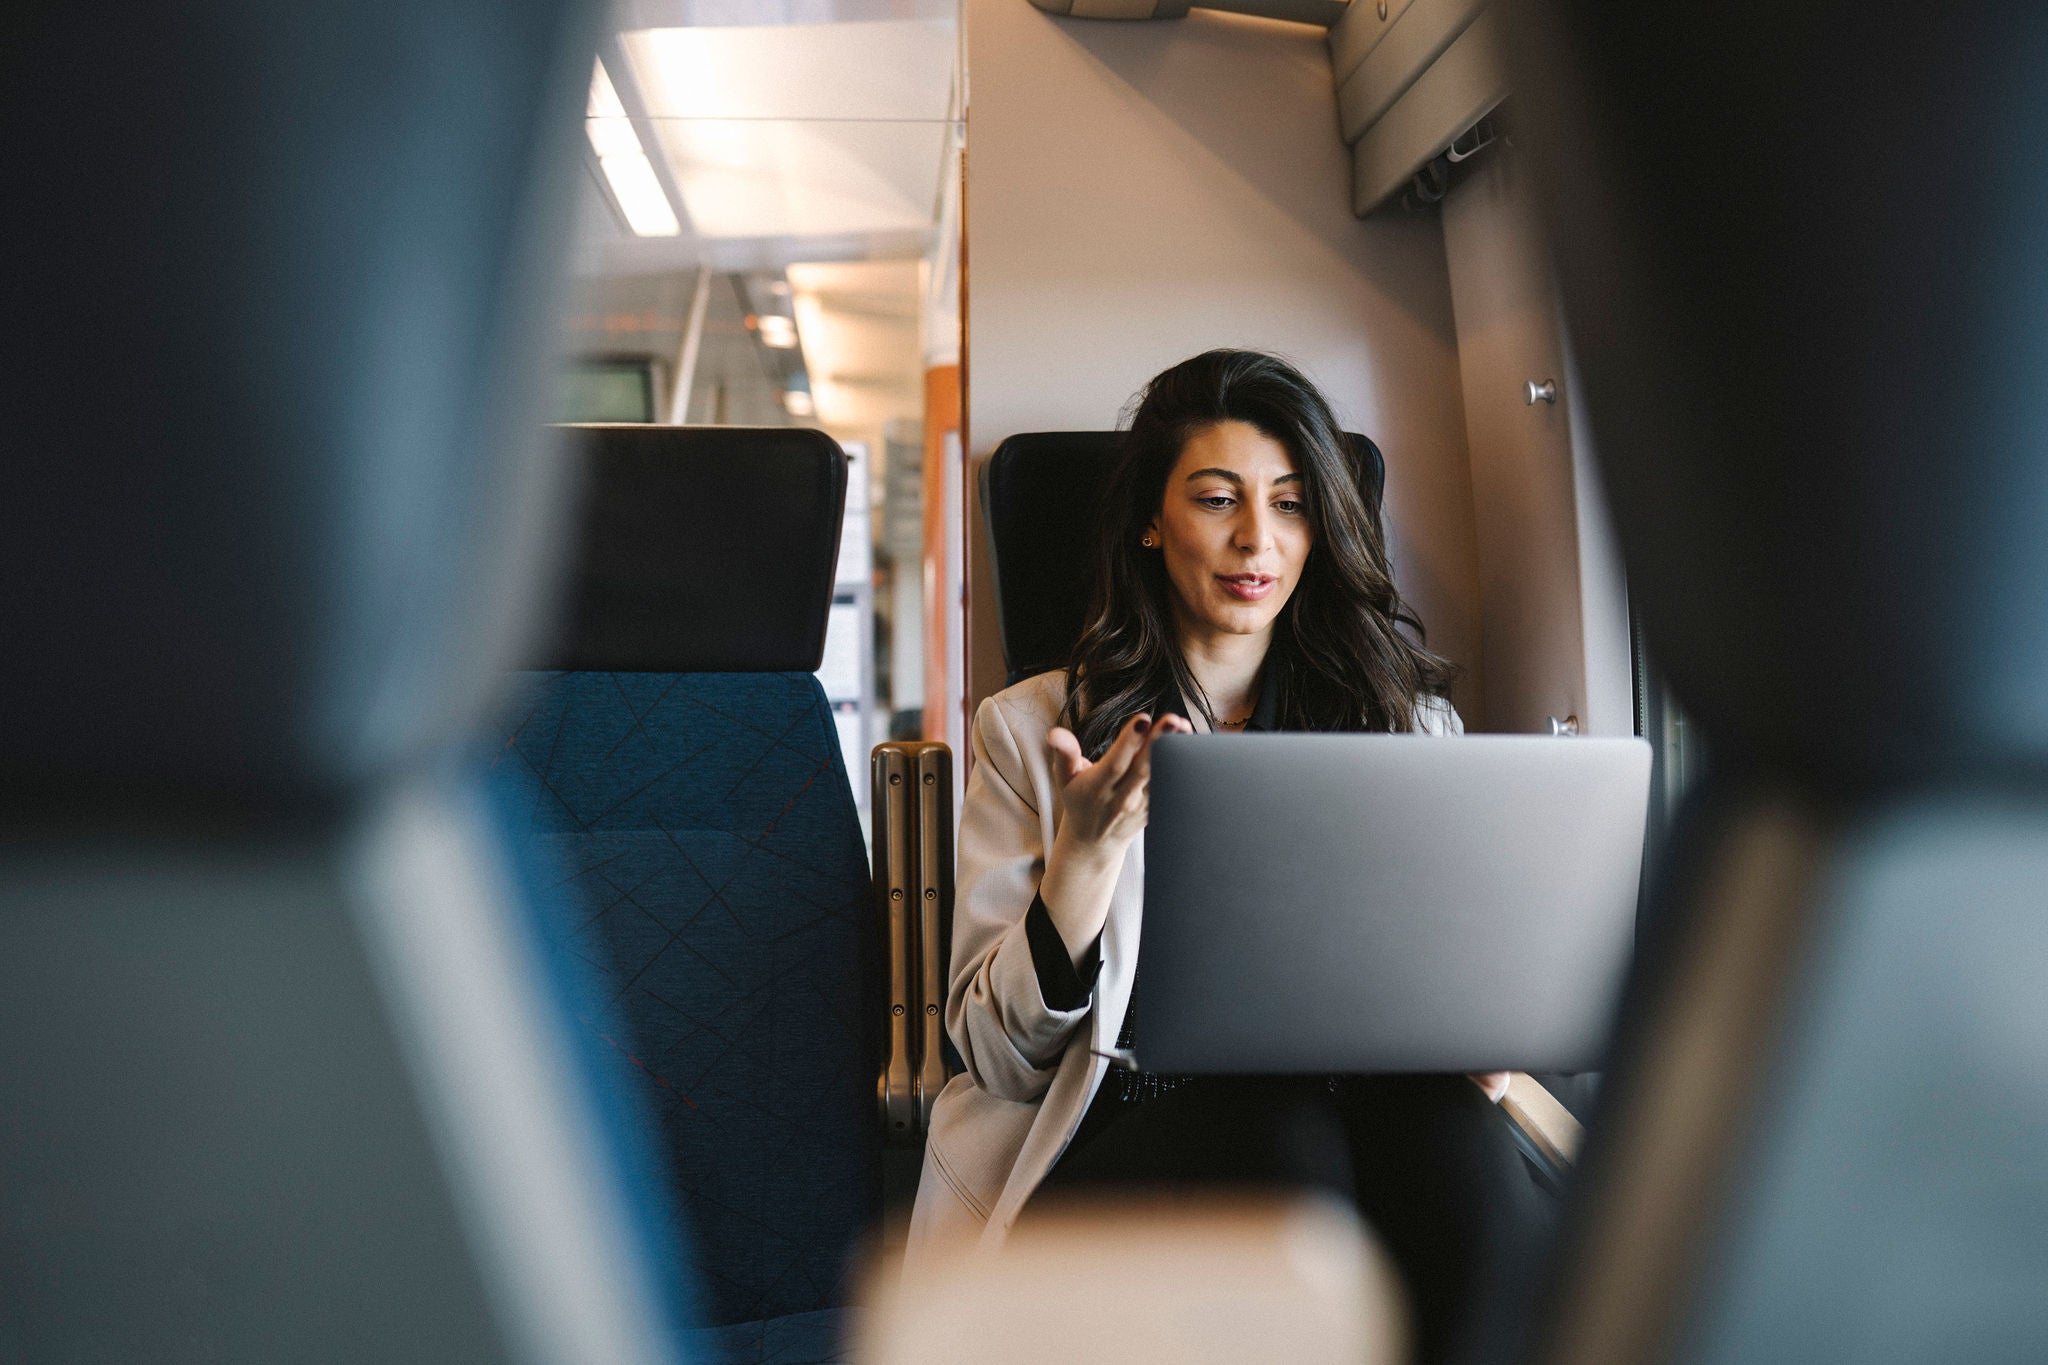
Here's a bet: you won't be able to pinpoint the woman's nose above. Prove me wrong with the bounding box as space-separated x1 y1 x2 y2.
1235 506 1275 553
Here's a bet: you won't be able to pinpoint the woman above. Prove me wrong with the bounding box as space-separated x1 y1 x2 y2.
909 350 1534 1360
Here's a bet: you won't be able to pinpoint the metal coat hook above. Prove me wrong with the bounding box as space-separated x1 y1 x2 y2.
1446 117 1500 164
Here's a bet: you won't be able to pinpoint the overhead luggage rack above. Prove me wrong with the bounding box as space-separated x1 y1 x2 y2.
1016 0 1508 218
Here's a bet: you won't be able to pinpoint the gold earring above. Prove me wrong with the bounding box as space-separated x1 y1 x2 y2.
1140 533 1158 548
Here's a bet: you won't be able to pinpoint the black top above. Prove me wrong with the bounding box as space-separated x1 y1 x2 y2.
1024 674 1283 1149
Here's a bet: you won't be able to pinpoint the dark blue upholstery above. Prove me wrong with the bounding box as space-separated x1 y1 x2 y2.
492 669 877 1347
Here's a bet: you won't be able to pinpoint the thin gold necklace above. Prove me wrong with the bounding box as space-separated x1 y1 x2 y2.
1217 712 1252 730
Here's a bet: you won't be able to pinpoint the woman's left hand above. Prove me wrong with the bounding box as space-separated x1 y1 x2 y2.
1470 1072 1510 1103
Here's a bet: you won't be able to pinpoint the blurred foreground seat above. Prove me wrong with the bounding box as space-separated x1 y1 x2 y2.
0 2 694 1360
855 1195 1407 1365
1505 4 2048 1362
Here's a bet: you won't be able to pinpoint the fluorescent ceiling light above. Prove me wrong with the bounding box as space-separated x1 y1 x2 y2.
587 59 680 237
783 390 816 417
757 314 799 348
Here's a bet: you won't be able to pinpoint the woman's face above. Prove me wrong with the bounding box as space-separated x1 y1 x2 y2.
1146 420 1313 646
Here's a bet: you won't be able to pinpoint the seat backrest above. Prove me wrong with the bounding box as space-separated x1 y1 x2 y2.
1503 7 2048 1364
0 5 694 1361
982 431 1388 684
493 425 878 1345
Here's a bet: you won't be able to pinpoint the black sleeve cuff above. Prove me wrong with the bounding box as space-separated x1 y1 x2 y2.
1025 892 1100 1012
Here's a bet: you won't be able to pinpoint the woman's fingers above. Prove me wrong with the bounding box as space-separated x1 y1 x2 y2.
1092 713 1153 785
1469 1071 1511 1103
1046 726 1089 783
1051 715 1153 790
1111 712 1191 801
1057 712 1191 812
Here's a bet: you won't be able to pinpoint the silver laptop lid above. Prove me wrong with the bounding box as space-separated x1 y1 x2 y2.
1133 733 1651 1074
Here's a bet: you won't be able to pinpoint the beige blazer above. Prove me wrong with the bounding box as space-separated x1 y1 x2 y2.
905 670 1461 1265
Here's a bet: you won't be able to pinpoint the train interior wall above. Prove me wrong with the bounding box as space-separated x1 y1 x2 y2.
963 0 1627 736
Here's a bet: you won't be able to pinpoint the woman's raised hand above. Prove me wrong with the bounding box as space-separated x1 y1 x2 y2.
1034 713 1192 967
1046 712 1193 853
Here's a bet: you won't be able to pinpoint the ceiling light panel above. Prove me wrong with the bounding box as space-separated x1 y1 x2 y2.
622 20 958 123
611 0 959 32
648 119 948 240
786 260 922 430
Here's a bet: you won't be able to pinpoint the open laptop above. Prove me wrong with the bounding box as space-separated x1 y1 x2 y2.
1132 733 1652 1075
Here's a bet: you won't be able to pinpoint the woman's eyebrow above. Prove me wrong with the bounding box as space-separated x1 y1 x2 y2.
1183 468 1303 485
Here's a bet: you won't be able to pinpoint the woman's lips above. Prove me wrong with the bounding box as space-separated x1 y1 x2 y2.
1217 573 1277 602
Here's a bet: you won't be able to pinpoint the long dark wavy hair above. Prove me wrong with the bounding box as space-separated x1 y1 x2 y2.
1063 349 1458 757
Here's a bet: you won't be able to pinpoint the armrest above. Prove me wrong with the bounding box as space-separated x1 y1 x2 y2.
873 746 919 1143
858 1194 1407 1365
909 745 956 1131
872 741 956 1145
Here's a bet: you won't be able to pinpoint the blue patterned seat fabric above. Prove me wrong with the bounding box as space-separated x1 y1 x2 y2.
492 669 877 1363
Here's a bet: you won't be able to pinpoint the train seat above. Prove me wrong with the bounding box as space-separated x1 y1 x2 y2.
981 430 1386 686
491 425 879 1364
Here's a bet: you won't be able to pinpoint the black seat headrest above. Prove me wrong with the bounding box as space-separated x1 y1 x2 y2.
547 425 848 674
982 430 1387 683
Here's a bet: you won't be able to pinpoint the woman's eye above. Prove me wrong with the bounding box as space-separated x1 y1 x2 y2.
1198 495 1235 508
1274 499 1305 515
